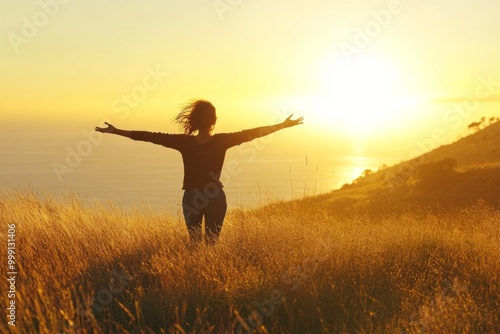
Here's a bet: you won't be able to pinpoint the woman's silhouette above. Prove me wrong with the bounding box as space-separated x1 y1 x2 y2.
95 100 303 244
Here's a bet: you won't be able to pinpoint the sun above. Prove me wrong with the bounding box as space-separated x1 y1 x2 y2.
304 56 414 138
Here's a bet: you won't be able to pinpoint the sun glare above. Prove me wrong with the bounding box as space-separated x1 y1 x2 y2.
303 56 414 138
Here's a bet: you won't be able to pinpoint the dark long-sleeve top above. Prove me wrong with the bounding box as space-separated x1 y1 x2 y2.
130 129 263 190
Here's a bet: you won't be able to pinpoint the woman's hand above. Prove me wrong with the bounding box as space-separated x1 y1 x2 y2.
282 115 304 128
95 122 116 134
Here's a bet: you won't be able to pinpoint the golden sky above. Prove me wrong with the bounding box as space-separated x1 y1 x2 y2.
1 0 500 157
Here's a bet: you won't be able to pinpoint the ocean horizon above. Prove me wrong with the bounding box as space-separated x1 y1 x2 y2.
0 129 395 211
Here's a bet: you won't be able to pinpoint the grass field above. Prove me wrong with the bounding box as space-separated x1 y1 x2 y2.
1 190 499 333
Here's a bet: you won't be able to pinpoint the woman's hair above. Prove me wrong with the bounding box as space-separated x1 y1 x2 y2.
174 100 217 135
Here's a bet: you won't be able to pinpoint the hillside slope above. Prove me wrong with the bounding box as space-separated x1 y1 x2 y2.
417 121 500 168
304 121 500 214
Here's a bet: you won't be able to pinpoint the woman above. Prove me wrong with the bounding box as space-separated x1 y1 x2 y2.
95 100 303 244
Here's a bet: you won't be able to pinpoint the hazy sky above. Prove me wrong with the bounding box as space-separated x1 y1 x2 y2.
2 0 500 156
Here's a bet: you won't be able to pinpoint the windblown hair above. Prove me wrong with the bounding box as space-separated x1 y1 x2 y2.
174 100 217 135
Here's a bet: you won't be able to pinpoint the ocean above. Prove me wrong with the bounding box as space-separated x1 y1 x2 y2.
0 128 394 212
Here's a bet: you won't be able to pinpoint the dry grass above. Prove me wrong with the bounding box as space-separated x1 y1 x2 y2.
1 190 499 333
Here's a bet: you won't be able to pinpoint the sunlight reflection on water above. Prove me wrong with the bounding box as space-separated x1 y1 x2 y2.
0 131 396 211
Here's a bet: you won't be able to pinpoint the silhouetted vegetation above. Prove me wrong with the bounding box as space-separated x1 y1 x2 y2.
468 116 500 133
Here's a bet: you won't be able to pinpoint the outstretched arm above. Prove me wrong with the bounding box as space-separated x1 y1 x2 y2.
95 122 184 148
95 122 132 138
251 115 304 137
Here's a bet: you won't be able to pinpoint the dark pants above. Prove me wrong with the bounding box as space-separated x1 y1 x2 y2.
182 187 227 244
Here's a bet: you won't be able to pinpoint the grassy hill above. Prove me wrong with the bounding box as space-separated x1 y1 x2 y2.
306 121 500 214
0 191 499 333
420 120 500 169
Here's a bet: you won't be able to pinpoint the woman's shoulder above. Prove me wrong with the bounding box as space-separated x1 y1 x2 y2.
214 130 250 137
212 130 257 148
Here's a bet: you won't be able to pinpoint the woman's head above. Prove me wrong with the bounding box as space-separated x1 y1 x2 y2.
174 100 217 135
